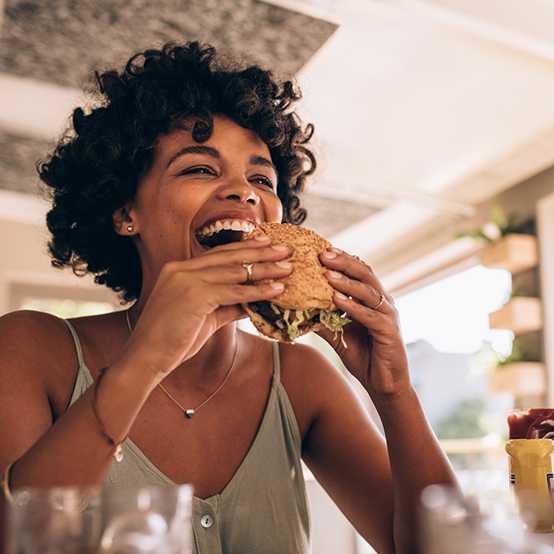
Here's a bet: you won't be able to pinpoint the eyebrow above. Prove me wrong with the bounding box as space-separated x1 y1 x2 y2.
167 145 219 169
167 147 278 178
250 155 278 177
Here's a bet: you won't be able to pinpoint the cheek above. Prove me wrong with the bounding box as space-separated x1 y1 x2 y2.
263 193 283 223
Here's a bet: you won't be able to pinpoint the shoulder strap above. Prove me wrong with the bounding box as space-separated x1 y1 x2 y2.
272 341 281 382
63 319 87 372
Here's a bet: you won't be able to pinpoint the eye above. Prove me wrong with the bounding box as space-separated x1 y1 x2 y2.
179 166 215 176
250 176 276 190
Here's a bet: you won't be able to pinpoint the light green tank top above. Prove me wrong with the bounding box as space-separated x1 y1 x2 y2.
65 320 311 553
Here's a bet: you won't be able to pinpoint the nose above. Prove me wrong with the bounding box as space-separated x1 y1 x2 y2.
217 179 260 205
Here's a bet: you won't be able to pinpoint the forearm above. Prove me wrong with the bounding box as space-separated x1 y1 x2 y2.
370 386 461 554
8 360 157 490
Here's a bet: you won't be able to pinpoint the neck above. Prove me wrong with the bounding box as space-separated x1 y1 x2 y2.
173 326 240 395
126 302 239 380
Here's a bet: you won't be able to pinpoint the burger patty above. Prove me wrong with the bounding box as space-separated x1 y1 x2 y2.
248 301 320 328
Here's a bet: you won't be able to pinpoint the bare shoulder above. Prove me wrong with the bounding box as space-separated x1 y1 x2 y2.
0 309 73 352
0 309 75 358
0 310 79 401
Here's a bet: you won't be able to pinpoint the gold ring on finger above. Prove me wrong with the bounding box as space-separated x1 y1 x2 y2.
371 291 385 311
241 261 254 282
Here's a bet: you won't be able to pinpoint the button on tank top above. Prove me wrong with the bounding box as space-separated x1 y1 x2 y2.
65 320 311 553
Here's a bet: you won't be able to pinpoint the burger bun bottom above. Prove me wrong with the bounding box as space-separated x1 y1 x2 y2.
242 302 326 342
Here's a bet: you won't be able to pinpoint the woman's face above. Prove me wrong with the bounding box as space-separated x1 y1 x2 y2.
123 114 283 276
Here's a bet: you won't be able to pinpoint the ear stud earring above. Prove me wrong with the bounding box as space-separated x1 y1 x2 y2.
127 226 133 233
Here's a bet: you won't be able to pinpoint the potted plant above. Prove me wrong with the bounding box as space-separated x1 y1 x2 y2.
455 207 537 274
489 293 542 334
489 336 545 396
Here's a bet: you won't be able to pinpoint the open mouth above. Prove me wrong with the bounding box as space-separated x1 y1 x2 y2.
196 219 256 249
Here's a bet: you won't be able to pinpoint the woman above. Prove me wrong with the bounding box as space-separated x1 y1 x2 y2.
0 42 458 553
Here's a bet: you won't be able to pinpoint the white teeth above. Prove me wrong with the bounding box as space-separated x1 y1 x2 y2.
198 220 257 237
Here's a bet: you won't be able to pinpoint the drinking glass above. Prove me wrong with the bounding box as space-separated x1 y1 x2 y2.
8 484 193 554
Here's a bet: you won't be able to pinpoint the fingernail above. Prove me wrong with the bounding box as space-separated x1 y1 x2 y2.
331 247 343 254
254 236 270 241
270 282 285 291
271 245 288 252
275 261 292 269
328 270 342 279
335 291 347 300
321 251 337 259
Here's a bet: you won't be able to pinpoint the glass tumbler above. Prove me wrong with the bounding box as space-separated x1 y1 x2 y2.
8 484 193 554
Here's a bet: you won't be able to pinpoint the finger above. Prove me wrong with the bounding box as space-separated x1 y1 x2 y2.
207 281 286 307
326 270 391 313
320 249 382 288
332 291 391 333
176 257 291 285
195 241 290 267
231 259 292 284
201 236 274 256
212 304 250 330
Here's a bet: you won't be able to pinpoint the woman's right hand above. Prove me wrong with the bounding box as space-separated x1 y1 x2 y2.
116 236 291 381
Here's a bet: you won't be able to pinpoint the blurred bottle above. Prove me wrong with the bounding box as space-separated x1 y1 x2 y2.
506 439 554 533
508 409 554 440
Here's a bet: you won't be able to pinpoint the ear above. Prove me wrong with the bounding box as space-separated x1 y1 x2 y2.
113 206 138 237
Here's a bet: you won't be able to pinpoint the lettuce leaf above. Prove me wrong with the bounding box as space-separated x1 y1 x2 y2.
320 310 351 348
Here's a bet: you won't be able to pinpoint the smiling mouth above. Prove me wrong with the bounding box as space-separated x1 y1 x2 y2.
196 219 257 248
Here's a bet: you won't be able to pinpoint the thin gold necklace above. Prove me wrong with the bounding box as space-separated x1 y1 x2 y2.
125 310 238 419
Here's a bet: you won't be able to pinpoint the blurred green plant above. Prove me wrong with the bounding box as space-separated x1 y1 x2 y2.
495 335 540 367
435 398 489 469
435 398 487 440
454 206 518 244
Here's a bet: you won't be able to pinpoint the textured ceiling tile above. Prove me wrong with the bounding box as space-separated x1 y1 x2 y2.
302 192 381 240
0 128 49 194
0 0 337 88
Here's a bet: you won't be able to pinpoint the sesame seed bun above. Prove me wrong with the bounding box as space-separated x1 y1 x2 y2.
242 222 337 342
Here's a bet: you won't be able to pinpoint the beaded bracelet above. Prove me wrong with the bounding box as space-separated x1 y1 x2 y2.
91 367 127 462
0 460 15 503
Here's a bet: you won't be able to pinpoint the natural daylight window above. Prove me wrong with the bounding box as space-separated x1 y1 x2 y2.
18 297 115 318
395 264 514 495
10 281 118 319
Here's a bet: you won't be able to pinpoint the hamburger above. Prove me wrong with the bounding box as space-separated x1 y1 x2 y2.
242 222 350 343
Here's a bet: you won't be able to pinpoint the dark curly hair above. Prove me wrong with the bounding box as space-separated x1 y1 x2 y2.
39 41 315 302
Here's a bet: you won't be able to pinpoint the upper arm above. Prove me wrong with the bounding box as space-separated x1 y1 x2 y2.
0 311 76 471
280 343 395 553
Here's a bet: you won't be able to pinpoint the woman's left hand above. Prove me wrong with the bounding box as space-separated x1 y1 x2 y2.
318 249 411 397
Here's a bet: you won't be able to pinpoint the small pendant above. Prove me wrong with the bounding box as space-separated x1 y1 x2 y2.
114 444 124 463
186 409 195 418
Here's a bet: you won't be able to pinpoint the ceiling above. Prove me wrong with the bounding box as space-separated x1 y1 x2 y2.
2 0 554 294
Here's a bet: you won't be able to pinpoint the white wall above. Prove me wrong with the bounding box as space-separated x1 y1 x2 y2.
537 190 554 405
0 214 119 316
306 477 361 554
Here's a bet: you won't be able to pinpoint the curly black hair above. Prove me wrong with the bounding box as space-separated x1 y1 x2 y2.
39 41 315 302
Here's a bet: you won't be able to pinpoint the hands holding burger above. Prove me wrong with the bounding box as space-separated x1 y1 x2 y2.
241 222 411 399
319 247 411 398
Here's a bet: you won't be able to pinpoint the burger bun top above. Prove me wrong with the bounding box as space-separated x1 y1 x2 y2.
247 222 336 311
